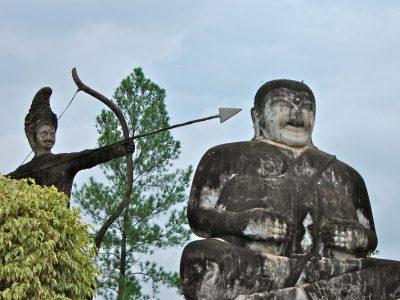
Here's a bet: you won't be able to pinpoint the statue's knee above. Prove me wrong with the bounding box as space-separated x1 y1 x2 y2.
181 240 214 282
180 240 225 299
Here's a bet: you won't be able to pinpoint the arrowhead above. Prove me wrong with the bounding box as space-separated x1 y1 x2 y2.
218 108 242 123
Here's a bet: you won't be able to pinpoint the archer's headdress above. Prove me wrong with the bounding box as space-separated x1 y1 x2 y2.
24 87 58 149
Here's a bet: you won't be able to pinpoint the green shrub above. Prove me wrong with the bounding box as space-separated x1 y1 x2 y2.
0 176 98 299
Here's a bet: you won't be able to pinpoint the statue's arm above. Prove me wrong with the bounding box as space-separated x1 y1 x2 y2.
351 171 378 253
69 139 134 172
187 205 244 238
322 166 378 256
187 148 242 238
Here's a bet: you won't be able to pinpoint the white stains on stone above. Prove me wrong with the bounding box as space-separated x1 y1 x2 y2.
300 212 314 254
234 286 310 300
199 186 220 208
243 219 269 239
216 203 226 210
357 209 371 229
211 237 228 243
293 287 311 300
262 253 291 286
197 262 220 299
199 174 231 209
243 218 287 241
247 240 285 256
229 173 237 180
331 169 339 187
331 250 356 260
257 159 270 176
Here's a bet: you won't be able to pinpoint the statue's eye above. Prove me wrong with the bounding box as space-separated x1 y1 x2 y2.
302 103 314 111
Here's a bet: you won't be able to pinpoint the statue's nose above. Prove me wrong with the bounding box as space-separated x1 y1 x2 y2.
290 107 304 126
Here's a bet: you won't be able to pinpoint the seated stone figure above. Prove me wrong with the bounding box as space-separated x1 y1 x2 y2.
7 87 134 203
180 80 400 299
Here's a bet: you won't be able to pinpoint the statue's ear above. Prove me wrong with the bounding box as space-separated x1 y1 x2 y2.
251 107 261 140
26 132 37 154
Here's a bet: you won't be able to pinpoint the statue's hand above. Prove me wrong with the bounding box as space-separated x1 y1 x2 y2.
240 208 288 242
322 218 369 253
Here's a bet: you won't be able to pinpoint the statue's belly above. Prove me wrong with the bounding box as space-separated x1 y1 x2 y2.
217 174 294 218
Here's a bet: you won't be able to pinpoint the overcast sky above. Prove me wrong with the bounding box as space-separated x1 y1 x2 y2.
1 1 400 299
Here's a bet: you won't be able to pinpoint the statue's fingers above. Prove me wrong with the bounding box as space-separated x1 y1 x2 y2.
333 237 346 248
275 229 286 237
271 227 280 235
274 233 286 241
271 220 282 231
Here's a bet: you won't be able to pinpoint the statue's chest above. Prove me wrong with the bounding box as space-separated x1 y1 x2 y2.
216 155 298 214
215 154 352 219
216 174 294 214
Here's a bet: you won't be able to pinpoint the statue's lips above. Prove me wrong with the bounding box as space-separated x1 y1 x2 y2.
44 140 54 145
283 125 307 135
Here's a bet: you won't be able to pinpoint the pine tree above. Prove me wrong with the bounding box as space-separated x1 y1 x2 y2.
73 68 192 299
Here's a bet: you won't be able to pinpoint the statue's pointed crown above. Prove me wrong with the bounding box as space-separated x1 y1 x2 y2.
24 87 58 149
30 87 53 108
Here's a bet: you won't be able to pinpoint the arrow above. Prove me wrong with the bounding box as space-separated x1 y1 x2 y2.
11 107 242 179
219 108 242 123
132 107 242 140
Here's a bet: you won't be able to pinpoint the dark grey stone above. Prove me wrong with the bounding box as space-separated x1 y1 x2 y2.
7 87 134 200
180 79 400 299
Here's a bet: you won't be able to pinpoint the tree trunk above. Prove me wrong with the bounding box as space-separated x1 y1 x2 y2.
117 211 129 299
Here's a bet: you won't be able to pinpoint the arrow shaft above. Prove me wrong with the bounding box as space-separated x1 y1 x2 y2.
132 114 220 140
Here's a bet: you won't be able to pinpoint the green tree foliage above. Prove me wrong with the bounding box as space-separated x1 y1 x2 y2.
73 68 193 299
0 176 97 299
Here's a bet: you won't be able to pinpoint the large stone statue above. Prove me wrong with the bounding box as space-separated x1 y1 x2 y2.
180 80 400 299
7 87 134 201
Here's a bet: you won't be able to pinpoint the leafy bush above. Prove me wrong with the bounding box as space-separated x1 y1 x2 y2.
0 176 97 299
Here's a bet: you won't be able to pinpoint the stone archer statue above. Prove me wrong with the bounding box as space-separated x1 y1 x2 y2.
180 79 400 299
7 87 135 202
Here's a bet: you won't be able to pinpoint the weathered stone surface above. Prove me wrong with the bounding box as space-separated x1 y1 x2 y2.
7 87 134 200
180 80 400 299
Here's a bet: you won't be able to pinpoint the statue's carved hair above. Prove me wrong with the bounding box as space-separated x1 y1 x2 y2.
24 87 58 149
254 79 315 113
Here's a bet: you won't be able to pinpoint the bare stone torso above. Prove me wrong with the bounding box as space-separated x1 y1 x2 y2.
195 141 369 256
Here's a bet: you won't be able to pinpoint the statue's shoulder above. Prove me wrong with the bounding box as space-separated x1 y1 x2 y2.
7 152 73 179
203 140 273 158
312 148 366 184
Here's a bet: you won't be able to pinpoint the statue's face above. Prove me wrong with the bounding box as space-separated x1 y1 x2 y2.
35 124 56 154
261 88 315 147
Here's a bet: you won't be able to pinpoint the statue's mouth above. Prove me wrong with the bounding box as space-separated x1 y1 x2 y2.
284 120 307 133
44 140 54 145
284 125 306 134
286 119 304 128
